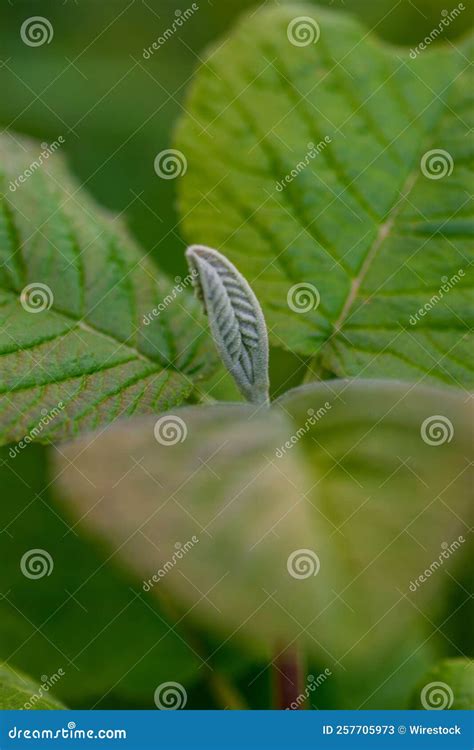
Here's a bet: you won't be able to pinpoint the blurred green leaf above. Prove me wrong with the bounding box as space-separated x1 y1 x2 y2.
0 444 251 708
0 662 64 709
0 133 218 445
176 5 474 385
54 380 472 706
412 658 474 709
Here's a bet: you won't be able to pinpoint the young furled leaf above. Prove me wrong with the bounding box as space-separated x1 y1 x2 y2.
186 245 269 405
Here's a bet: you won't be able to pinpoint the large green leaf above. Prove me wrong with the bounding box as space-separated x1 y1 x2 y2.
0 133 218 445
0 662 64 709
53 381 473 706
176 5 473 386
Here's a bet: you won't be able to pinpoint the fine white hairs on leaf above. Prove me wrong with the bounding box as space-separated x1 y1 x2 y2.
186 245 270 405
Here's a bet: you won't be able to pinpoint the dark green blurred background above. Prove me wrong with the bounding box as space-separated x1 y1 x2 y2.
0 0 472 710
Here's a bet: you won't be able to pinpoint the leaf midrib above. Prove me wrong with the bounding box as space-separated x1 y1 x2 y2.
332 168 420 334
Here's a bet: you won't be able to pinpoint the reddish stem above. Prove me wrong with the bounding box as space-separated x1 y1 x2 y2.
273 645 305 709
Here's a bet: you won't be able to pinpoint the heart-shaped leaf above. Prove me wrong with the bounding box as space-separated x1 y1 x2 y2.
175 5 473 386
53 380 473 699
0 133 218 446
